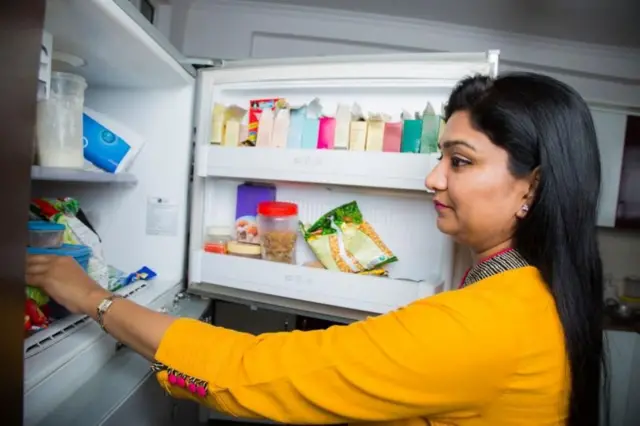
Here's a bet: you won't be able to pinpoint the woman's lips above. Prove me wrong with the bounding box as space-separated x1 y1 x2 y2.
434 200 450 211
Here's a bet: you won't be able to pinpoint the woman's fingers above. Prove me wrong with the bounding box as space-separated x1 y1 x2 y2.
26 254 55 267
25 273 44 287
25 255 55 287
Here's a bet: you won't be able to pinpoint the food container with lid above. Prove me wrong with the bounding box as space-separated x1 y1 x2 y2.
204 225 232 254
26 244 92 312
227 241 262 260
36 72 87 168
257 201 299 264
27 221 65 248
27 244 92 270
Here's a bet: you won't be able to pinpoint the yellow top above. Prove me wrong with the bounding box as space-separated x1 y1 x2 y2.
154 266 569 425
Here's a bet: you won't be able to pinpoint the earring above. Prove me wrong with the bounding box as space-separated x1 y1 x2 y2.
521 205 529 213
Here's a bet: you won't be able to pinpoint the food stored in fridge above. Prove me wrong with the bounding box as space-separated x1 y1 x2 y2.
36 72 87 168
227 241 262 259
235 184 276 244
257 201 299 264
27 220 65 248
300 201 397 272
204 226 232 254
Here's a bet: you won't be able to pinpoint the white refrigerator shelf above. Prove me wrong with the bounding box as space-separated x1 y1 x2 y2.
31 166 137 184
190 251 444 316
199 145 439 192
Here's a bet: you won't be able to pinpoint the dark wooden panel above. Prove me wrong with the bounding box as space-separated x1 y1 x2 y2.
0 1 45 425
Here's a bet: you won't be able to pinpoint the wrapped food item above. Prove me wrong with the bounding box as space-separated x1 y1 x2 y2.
303 260 388 276
249 98 286 145
420 102 442 154
300 201 397 273
222 105 248 147
357 268 389 277
210 103 227 144
348 103 367 151
26 287 49 306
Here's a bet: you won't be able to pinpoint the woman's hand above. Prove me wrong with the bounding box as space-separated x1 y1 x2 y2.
26 254 175 359
25 255 109 315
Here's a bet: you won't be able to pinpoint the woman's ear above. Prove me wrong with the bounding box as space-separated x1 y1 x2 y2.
516 167 540 219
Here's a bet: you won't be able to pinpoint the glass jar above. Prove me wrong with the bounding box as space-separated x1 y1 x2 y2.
227 241 262 260
256 201 298 264
204 226 232 254
36 72 87 168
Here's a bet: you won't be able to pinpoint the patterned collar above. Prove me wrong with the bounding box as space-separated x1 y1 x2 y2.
459 248 529 289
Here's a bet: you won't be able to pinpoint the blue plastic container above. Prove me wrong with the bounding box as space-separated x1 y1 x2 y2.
27 244 92 271
27 221 65 248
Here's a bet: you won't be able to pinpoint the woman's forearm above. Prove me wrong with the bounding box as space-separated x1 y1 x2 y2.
81 288 176 360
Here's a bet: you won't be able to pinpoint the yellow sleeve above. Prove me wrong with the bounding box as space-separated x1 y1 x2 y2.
154 288 519 424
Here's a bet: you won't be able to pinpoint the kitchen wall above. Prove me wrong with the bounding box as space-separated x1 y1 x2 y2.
153 0 640 280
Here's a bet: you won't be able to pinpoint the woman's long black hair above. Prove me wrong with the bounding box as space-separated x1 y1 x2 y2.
444 73 605 426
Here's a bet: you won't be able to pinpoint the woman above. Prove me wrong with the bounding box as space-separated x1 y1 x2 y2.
26 73 605 426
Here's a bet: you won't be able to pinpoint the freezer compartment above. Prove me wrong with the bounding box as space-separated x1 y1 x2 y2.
190 251 444 316
45 0 193 88
199 145 439 191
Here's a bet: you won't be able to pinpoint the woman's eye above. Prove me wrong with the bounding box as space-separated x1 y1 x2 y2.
451 156 471 168
437 153 443 161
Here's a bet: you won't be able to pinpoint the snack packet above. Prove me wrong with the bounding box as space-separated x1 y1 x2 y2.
300 201 397 273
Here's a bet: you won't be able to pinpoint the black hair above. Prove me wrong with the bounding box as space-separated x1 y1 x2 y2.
444 73 606 426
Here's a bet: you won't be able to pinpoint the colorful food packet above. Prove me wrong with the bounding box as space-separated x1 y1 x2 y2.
299 201 397 273
26 287 49 306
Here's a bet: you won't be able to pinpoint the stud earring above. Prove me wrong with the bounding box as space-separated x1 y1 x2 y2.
521 205 529 213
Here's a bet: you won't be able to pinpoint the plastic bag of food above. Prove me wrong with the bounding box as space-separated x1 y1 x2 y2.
300 201 397 273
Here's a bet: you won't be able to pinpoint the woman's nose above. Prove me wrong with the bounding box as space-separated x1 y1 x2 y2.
425 161 446 192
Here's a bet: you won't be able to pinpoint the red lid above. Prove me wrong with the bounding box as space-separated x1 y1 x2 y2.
257 201 298 217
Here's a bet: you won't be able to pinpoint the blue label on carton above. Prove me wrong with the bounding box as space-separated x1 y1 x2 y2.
83 113 131 173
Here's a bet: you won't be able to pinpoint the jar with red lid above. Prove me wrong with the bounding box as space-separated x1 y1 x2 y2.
257 201 299 264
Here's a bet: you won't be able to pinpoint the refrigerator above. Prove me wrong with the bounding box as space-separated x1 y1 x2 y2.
16 0 498 425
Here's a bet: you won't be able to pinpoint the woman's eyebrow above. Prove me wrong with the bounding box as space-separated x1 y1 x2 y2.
439 140 477 151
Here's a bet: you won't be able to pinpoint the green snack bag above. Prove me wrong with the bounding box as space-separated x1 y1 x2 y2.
26 286 49 306
300 201 397 273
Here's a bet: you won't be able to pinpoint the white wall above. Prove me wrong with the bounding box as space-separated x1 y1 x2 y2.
182 0 639 108
262 0 640 48
164 0 640 281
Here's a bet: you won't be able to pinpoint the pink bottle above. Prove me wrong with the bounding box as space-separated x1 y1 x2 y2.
383 122 403 152
317 117 336 150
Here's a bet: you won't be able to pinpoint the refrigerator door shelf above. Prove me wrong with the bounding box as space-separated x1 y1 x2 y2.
199 145 440 192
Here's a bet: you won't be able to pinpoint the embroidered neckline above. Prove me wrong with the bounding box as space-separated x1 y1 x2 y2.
459 248 529 289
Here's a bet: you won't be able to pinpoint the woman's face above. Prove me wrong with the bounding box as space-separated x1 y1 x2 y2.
425 111 534 255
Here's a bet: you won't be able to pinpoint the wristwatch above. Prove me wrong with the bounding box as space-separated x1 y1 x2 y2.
97 294 122 332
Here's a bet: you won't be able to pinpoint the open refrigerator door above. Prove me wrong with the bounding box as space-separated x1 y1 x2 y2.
187 51 499 322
